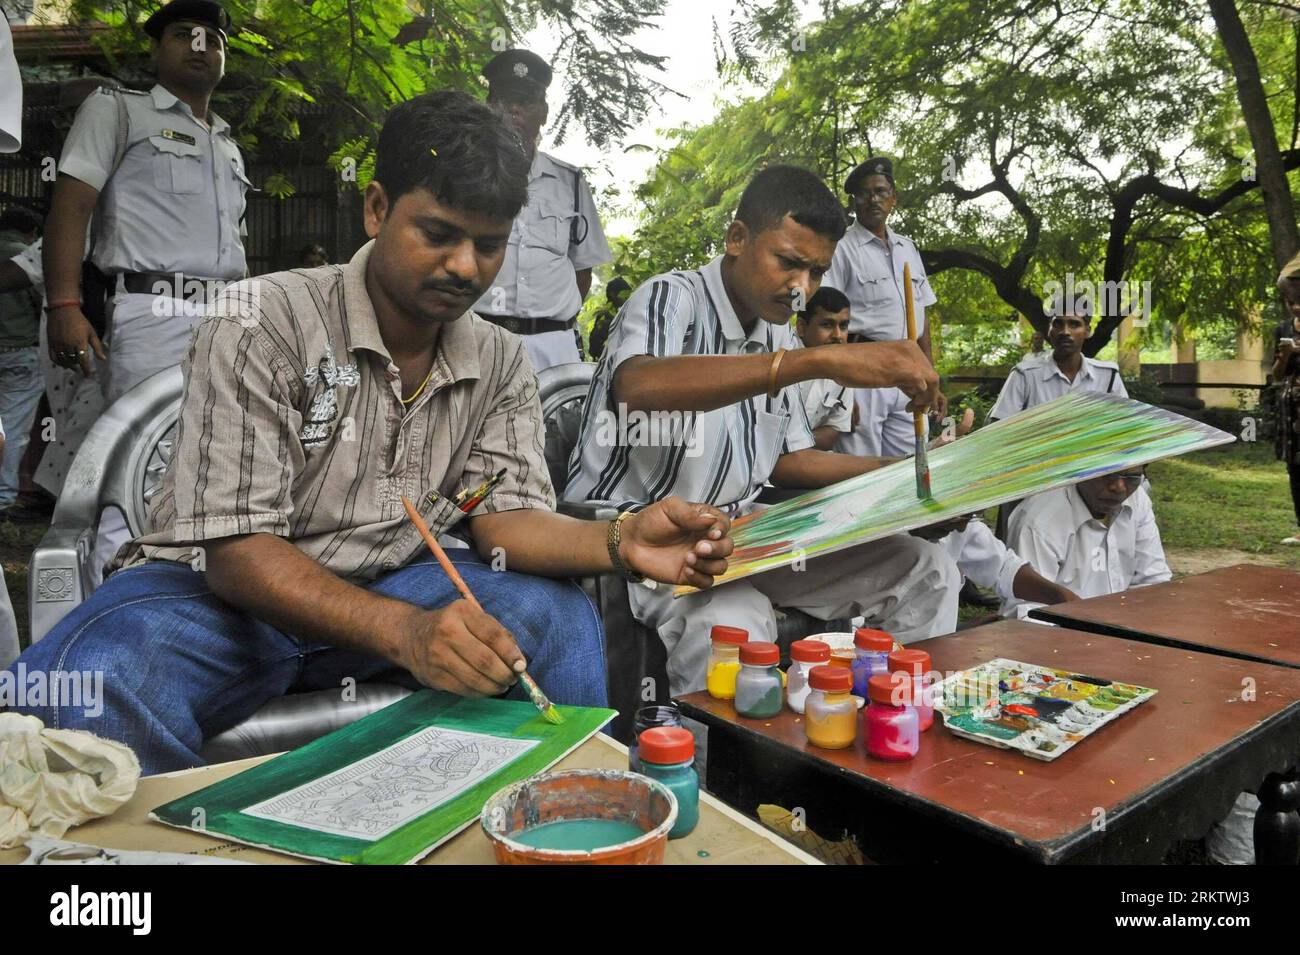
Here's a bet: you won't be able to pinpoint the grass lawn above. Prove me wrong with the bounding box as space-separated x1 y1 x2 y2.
1146 439 1300 570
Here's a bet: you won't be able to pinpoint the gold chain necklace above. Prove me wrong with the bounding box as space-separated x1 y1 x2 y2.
401 364 436 405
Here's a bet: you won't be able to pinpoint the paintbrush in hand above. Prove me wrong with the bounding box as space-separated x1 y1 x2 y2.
400 495 564 724
903 261 933 500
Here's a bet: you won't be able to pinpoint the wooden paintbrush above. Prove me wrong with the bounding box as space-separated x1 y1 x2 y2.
400 495 564 725
902 262 933 500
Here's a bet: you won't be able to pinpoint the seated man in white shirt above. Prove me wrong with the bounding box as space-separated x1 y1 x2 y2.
1005 466 1170 618
793 285 853 449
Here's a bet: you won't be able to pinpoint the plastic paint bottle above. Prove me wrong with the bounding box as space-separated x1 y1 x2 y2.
637 726 700 839
786 639 832 714
734 642 784 718
888 647 934 732
628 703 683 773
851 627 894 698
865 673 920 761
706 625 748 700
804 665 858 750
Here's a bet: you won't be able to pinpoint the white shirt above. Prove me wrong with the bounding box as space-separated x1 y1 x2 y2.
59 84 249 280
10 236 40 289
941 520 1026 603
989 353 1127 422
0 17 19 153
1005 484 1171 617
563 255 815 514
837 386 913 457
824 222 936 340
475 150 611 323
792 342 851 433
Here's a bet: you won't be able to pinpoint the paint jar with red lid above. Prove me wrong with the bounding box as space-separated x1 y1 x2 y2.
787 639 831 714
706 625 748 700
865 673 920 761
638 726 699 839
734 642 783 718
851 627 893 698
804 665 857 750
888 647 934 731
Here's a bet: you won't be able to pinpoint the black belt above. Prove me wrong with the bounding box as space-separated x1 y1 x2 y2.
479 314 575 336
121 271 220 302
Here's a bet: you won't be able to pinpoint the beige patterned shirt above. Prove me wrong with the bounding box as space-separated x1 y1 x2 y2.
116 240 555 581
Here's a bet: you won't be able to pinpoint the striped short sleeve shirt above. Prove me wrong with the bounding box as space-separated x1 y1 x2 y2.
115 240 555 581
562 255 815 515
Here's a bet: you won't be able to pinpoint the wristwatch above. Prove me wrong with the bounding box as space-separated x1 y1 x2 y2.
606 511 646 583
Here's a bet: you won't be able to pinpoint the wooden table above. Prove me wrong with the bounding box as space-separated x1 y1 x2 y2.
0 733 818 866
1029 564 1300 669
679 620 1300 864
1028 563 1300 861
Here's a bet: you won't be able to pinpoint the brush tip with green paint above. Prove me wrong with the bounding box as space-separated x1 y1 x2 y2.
520 671 565 724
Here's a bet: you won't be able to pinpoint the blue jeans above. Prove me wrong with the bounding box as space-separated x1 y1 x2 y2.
0 347 43 508
5 552 607 774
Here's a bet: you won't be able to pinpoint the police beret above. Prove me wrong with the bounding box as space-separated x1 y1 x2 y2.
482 49 553 96
144 0 232 43
845 156 895 195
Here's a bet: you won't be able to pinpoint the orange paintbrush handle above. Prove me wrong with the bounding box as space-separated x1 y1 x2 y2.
400 496 484 613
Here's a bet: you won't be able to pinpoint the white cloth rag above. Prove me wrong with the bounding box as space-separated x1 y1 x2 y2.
0 712 140 848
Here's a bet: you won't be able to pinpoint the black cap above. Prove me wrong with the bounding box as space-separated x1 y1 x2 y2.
144 0 232 44
845 156 894 195
482 49 553 99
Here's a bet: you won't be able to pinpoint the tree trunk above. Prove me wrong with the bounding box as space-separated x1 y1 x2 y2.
1208 0 1300 272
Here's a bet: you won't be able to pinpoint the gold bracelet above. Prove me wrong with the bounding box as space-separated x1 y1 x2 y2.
767 347 788 399
607 511 646 582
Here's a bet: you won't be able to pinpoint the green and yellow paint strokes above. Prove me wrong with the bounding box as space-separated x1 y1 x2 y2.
676 393 1233 596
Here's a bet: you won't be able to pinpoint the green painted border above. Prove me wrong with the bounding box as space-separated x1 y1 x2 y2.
149 692 615 864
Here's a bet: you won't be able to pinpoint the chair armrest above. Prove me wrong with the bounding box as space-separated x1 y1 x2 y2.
28 524 93 644
557 500 620 522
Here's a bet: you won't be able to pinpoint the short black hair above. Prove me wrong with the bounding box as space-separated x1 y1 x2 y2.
0 205 42 236
803 285 850 319
372 91 530 220
605 276 631 301
735 165 847 242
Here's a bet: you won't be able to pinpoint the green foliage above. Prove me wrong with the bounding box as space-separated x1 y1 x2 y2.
626 0 1300 358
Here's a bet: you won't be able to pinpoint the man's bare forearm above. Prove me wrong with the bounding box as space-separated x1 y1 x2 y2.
614 348 832 414
43 175 98 303
770 447 897 488
470 509 612 577
202 533 417 662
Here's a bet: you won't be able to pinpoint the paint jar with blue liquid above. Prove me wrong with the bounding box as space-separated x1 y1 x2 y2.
735 642 784 718
628 703 683 773
638 726 700 839
851 627 893 698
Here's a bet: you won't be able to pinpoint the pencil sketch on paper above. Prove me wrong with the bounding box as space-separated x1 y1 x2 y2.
243 726 538 840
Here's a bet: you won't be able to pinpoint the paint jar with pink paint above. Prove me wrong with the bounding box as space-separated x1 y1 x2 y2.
786 639 831 714
887 647 934 732
864 673 919 761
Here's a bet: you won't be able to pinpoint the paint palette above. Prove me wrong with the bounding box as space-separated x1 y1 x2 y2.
932 659 1156 761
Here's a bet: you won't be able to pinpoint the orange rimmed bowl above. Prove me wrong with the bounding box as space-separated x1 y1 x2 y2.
481 769 678 865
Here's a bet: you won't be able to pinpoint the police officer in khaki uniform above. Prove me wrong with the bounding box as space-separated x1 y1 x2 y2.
473 49 611 371
40 0 249 581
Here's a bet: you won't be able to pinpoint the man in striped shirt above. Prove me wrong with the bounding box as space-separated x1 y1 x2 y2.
564 165 961 696
7 92 734 774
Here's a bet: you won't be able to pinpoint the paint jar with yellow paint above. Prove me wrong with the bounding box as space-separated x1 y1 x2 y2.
706 625 748 700
804 665 857 750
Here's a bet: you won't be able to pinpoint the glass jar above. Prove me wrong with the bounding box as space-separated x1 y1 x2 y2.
804 665 857 750
637 726 700 839
706 625 748 700
888 647 933 732
628 703 683 773
734 642 783 718
865 673 919 761
786 639 831 714
851 627 893 698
